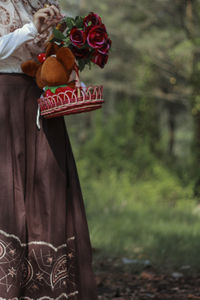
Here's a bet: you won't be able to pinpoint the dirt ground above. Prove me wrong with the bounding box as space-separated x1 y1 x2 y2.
94 257 200 300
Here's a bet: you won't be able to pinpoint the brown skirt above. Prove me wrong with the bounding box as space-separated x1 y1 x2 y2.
0 74 98 300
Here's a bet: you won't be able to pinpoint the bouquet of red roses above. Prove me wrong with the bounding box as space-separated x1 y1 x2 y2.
51 12 112 71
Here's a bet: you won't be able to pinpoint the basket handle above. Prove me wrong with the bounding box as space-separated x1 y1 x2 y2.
74 63 80 87
74 62 81 98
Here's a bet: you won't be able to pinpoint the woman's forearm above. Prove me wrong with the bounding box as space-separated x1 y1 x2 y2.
0 23 38 60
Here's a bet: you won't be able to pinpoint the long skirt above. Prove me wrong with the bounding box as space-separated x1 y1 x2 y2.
0 74 98 300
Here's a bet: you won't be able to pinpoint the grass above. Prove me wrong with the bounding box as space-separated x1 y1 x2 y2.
76 161 200 272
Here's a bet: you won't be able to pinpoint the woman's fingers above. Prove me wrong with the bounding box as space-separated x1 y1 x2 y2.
37 7 54 19
33 13 46 32
36 6 62 20
34 12 48 26
50 5 62 19
33 5 63 33
39 16 61 33
46 18 59 27
37 12 49 21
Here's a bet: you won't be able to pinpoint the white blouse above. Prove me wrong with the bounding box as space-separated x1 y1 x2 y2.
0 22 38 73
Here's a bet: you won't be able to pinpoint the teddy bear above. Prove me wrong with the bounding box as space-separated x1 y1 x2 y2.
21 41 104 120
21 42 77 96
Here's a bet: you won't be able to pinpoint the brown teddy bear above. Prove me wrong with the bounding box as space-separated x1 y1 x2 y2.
21 43 76 92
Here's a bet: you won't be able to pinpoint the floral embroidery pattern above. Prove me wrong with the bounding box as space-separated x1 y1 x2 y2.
0 6 11 26
0 229 78 299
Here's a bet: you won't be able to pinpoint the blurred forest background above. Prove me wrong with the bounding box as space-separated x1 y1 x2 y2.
59 0 200 272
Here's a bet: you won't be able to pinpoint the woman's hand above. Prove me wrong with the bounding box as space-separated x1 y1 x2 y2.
33 5 63 34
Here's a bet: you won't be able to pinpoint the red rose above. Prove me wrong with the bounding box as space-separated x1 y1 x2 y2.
87 25 108 49
71 46 90 59
92 51 108 68
70 27 86 48
84 12 102 31
98 38 112 55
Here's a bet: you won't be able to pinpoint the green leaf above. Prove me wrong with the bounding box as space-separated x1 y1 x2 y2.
52 28 65 40
64 40 71 47
64 37 70 43
65 17 76 29
75 16 84 28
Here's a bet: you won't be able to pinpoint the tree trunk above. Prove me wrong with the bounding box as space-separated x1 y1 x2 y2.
168 105 176 157
191 50 200 197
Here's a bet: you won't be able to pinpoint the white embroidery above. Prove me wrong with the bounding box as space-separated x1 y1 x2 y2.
0 229 78 299
0 229 74 252
0 291 79 300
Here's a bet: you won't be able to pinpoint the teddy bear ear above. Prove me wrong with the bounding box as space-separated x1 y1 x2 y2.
45 42 60 58
21 61 40 77
56 47 75 72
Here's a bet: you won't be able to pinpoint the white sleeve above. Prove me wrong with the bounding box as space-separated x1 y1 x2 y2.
0 22 38 60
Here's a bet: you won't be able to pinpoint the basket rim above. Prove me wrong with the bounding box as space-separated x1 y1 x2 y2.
38 84 104 118
42 103 103 118
40 101 104 115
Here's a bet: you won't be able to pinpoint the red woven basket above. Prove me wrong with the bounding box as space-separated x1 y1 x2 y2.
37 85 104 119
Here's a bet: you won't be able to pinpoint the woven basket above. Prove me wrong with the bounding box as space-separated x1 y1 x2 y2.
38 85 104 118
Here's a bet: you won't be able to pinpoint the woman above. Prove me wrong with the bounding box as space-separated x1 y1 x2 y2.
0 1 98 299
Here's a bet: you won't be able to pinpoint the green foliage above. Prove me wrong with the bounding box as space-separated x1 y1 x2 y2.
62 0 197 182
60 0 200 269
67 98 159 180
76 164 200 270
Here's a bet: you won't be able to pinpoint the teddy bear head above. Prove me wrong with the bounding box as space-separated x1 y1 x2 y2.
21 43 76 90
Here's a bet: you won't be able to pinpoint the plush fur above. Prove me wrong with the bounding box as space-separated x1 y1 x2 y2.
21 44 76 90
